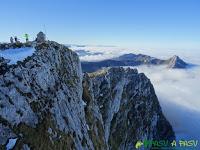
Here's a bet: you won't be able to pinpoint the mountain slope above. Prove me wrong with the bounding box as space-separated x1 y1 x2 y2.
167 55 188 68
81 53 188 72
0 41 174 150
83 67 175 149
0 41 91 150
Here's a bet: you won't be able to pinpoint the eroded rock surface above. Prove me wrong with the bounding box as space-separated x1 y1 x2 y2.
0 41 174 150
83 67 175 149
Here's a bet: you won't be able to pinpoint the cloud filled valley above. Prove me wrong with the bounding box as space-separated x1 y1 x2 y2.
71 45 200 142
136 65 200 141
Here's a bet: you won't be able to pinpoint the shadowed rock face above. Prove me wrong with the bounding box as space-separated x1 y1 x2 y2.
83 67 175 150
0 57 10 75
0 41 174 150
81 53 188 72
0 42 33 51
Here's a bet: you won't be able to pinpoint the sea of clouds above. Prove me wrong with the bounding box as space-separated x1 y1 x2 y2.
71 45 200 143
137 65 200 141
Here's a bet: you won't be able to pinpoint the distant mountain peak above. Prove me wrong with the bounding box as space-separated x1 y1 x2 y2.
114 53 137 60
81 53 189 72
167 55 188 68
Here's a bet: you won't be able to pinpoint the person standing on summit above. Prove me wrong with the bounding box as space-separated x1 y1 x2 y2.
14 36 18 43
10 37 14 44
24 33 29 42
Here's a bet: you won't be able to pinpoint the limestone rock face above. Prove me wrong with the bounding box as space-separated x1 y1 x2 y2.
0 41 93 150
83 67 175 150
0 41 174 150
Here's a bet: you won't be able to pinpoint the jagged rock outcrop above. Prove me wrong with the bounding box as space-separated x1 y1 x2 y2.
83 67 175 150
0 41 174 150
0 43 32 51
167 55 188 68
0 57 10 75
0 41 94 150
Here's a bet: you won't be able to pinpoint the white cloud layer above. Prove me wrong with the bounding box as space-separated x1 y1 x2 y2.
71 45 200 64
71 45 200 144
136 65 200 141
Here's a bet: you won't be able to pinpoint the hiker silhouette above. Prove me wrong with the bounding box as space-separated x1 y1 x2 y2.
10 37 14 44
24 34 29 42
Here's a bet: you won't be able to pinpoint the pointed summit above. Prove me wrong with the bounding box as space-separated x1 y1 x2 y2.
167 55 188 68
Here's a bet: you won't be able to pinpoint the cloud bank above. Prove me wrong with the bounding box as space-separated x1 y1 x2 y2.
71 45 200 143
136 65 200 141
71 45 200 64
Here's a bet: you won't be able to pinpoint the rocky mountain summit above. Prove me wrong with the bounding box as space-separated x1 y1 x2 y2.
167 55 188 68
83 67 175 149
81 53 188 72
0 40 174 149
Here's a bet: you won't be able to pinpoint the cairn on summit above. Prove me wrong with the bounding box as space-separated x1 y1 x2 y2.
36 31 46 43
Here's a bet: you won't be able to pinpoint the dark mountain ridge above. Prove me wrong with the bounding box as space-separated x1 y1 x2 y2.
81 53 188 72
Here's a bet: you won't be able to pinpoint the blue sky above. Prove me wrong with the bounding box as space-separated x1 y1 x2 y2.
1 0 200 50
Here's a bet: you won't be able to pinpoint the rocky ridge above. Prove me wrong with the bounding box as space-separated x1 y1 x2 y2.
83 67 175 149
167 55 188 68
81 53 188 72
0 41 175 150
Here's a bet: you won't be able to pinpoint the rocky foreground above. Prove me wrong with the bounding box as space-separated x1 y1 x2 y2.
0 41 174 150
